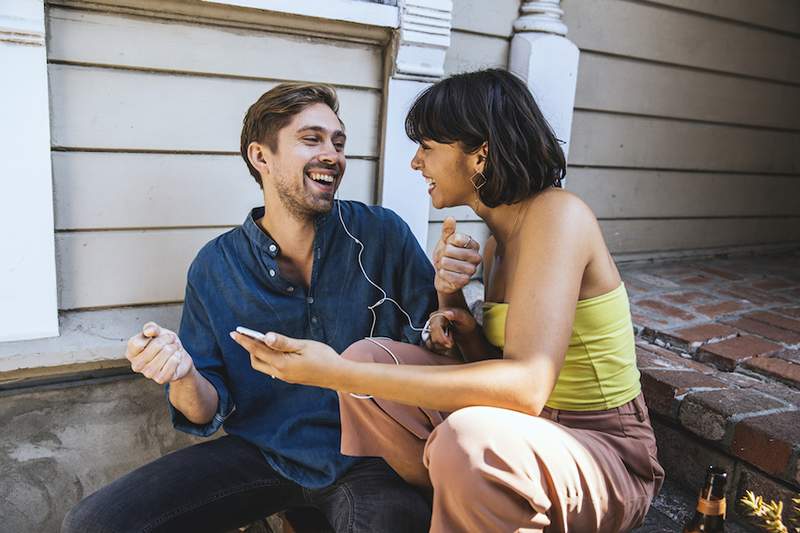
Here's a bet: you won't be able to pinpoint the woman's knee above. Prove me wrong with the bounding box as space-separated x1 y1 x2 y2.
341 338 397 364
424 407 497 482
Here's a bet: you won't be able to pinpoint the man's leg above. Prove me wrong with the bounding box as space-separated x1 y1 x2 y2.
62 435 305 533
312 458 431 533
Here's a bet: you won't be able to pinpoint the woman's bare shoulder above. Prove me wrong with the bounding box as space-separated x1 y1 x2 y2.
525 188 597 229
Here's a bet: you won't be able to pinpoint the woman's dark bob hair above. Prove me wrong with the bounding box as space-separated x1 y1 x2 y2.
405 68 566 208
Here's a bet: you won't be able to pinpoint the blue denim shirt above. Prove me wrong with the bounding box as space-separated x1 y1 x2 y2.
168 201 436 488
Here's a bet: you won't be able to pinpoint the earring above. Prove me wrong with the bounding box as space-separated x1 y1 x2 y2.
470 170 487 190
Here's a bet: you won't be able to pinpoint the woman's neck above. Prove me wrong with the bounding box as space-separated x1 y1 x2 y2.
474 200 530 254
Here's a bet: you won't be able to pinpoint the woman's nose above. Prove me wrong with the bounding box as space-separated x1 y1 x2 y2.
410 148 423 170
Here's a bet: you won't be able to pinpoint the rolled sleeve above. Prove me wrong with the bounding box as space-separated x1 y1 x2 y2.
168 276 236 437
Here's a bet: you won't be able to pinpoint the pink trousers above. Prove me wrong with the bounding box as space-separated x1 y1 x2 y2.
338 339 664 533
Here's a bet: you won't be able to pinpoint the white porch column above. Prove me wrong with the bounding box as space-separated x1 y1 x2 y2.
0 0 59 342
379 0 452 249
509 0 579 160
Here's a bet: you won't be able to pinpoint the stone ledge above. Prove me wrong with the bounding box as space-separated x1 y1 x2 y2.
0 304 181 375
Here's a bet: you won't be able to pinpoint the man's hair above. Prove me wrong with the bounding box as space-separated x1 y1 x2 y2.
240 82 340 187
404 68 566 207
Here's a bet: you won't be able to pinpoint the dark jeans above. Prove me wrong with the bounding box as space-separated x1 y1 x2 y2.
62 436 431 533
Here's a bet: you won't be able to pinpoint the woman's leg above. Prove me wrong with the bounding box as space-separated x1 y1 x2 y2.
423 405 658 533
338 339 457 489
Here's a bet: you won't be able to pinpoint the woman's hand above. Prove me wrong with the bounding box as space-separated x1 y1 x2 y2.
425 307 478 354
432 217 481 294
230 331 344 387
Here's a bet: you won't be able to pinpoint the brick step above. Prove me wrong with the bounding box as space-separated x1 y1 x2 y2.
638 339 799 528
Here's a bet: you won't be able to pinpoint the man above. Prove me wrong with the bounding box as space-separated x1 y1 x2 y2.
62 83 440 532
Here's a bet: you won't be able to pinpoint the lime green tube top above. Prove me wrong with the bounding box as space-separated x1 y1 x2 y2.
482 283 641 411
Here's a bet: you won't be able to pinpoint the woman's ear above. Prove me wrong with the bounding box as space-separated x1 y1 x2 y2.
476 142 489 171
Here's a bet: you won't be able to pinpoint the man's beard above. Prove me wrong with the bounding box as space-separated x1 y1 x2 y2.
274 173 335 220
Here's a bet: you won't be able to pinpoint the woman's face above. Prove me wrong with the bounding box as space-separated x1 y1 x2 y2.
410 140 476 209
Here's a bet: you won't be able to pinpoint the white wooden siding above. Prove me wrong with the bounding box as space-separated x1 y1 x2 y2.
563 0 800 256
48 5 384 310
430 0 800 259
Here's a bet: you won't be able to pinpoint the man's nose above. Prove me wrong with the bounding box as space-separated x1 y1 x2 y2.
318 145 338 165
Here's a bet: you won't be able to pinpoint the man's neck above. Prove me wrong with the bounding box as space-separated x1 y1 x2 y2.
258 202 316 265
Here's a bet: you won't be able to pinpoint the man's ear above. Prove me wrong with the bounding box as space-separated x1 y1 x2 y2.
248 142 270 175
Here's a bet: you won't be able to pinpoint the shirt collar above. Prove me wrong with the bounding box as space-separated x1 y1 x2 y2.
242 206 334 258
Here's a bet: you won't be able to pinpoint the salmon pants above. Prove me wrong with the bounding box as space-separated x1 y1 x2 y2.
338 339 665 533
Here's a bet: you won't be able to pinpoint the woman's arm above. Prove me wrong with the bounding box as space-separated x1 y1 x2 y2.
234 193 594 416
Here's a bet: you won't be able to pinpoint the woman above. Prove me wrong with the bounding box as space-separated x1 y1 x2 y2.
232 69 664 532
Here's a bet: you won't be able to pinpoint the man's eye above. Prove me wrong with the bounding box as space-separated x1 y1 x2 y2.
334 143 345 151
303 137 319 143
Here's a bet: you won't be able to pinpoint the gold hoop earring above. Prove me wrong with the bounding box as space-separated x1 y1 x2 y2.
470 170 487 190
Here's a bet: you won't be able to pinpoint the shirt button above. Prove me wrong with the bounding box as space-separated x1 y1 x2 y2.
268 244 277 254
307 297 314 304
311 316 319 324
287 286 294 293
269 269 276 277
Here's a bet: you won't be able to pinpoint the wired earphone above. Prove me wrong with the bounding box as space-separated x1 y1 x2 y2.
334 194 449 400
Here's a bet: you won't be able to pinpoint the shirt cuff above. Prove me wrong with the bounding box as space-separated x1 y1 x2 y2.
165 372 235 437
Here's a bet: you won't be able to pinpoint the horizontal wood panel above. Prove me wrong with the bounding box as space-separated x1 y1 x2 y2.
430 170 800 221
450 0 519 38
444 30 509 76
56 228 228 309
427 218 800 257
568 168 800 218
46 7 383 89
49 64 381 156
563 0 800 83
426 220 490 258
576 52 800 130
646 0 800 35
570 111 800 174
52 152 376 229
600 217 800 254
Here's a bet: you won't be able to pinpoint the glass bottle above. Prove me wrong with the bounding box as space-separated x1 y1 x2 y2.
683 465 727 532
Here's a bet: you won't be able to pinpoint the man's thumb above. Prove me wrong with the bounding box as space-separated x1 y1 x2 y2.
143 322 161 338
264 332 303 353
441 217 457 242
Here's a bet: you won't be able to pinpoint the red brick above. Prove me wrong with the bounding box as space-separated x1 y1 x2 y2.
681 275 715 285
744 357 800 389
662 323 738 350
777 306 800 319
662 290 712 305
731 411 800 478
697 336 783 371
774 349 800 365
745 311 800 334
640 369 727 418
722 317 800 344
749 380 800 407
694 300 747 318
678 389 785 442
636 299 697 321
636 341 716 374
719 287 779 305
697 265 744 281
753 279 795 291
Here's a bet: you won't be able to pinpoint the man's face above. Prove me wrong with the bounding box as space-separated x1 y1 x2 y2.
264 103 346 219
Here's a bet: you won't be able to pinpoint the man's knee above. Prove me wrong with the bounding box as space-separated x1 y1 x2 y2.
62 492 114 533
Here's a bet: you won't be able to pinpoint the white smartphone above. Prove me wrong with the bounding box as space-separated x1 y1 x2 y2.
235 326 267 341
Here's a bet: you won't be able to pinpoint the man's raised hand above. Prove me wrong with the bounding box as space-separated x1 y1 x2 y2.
125 322 194 384
432 217 481 294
